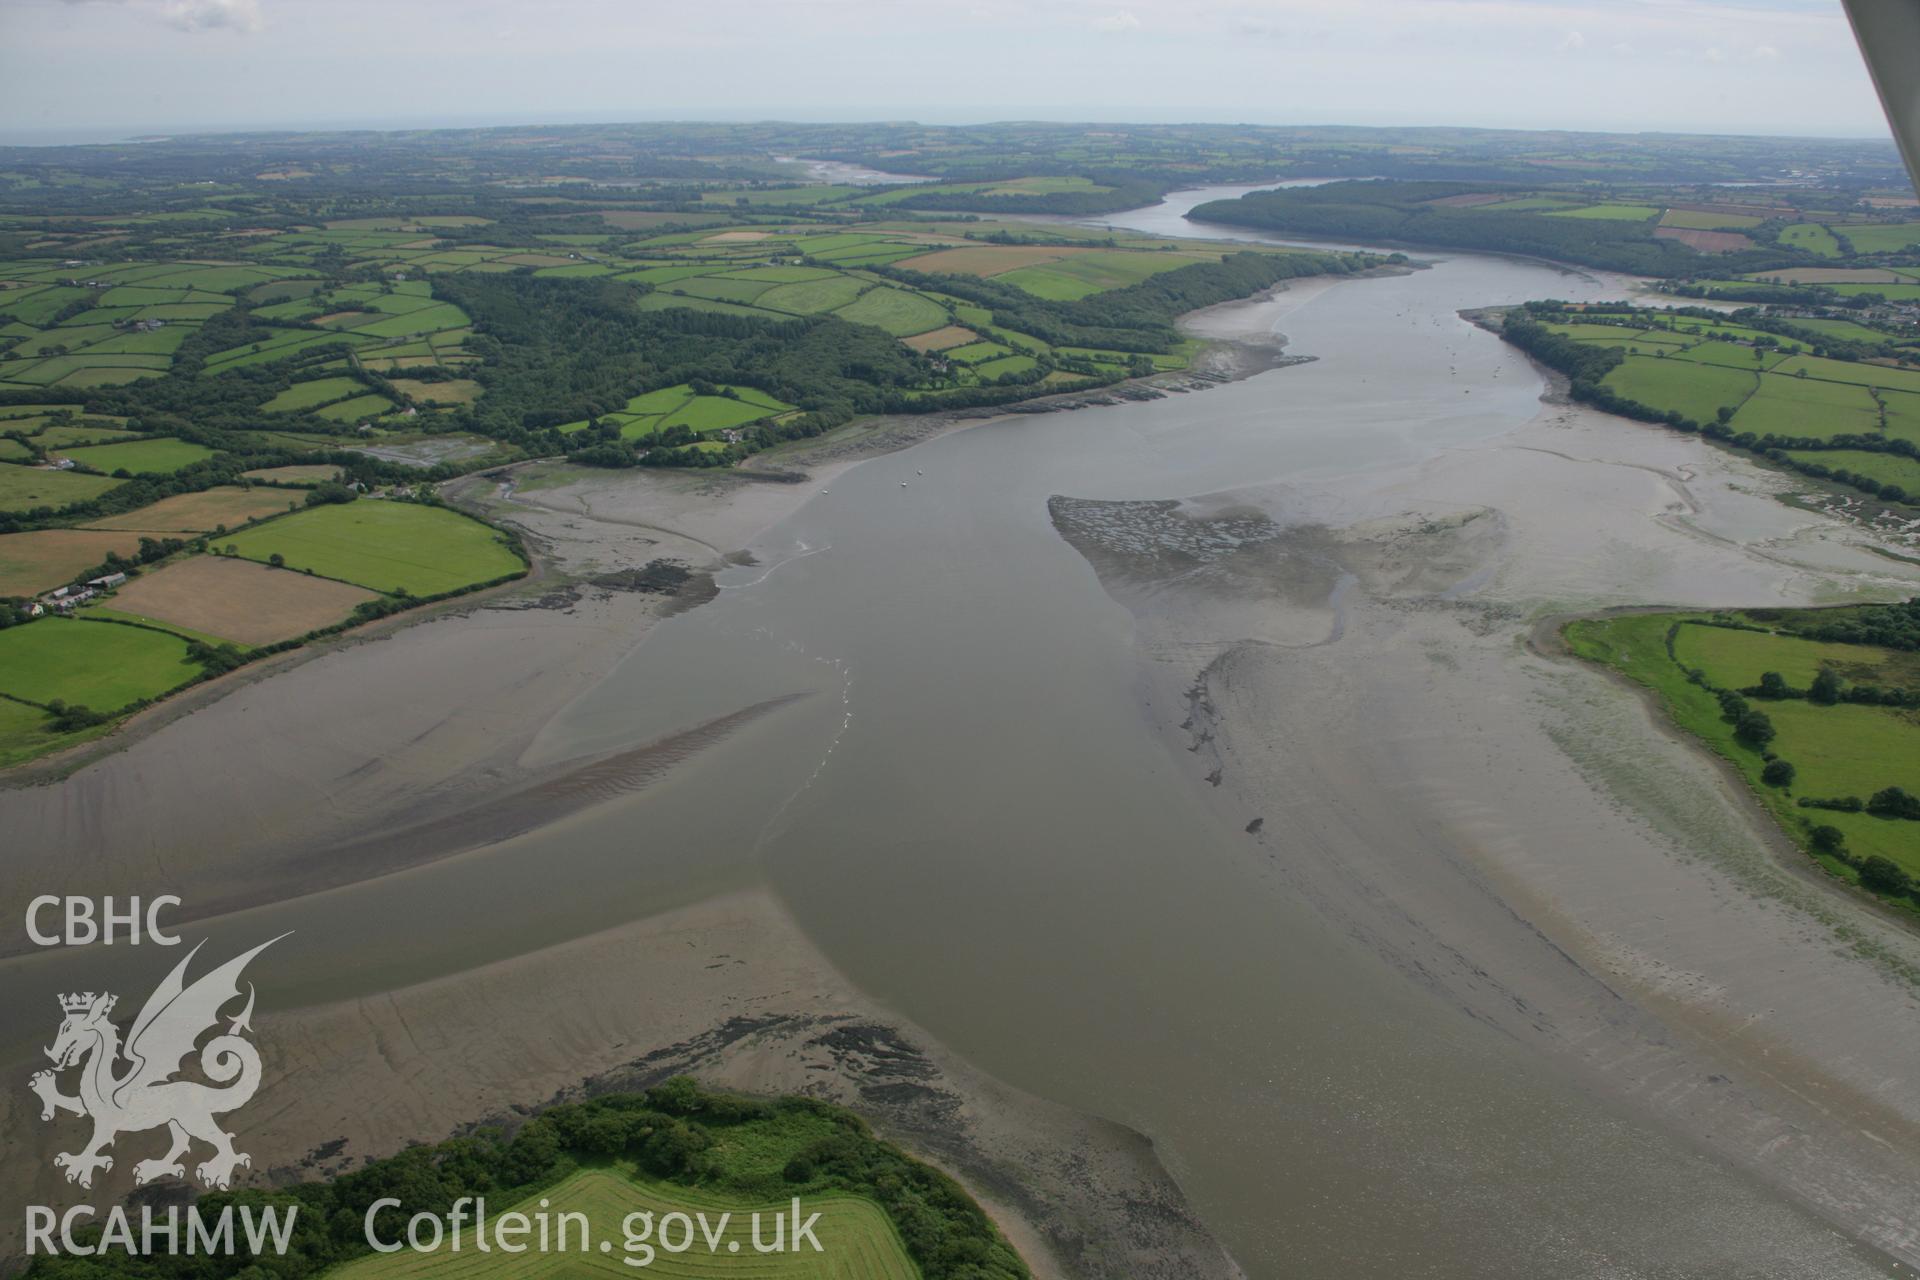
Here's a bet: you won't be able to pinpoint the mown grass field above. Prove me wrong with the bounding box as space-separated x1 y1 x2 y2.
1568 612 1920 894
329 1168 917 1280
1780 223 1842 257
222 500 524 596
0 615 199 711
57 436 216 475
1731 375 1880 439
1602 355 1755 423
1840 222 1920 254
0 464 120 513
0 694 102 769
262 376 368 413
1548 203 1658 221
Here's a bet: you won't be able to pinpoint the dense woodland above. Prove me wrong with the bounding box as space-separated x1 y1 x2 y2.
1190 181 1811 276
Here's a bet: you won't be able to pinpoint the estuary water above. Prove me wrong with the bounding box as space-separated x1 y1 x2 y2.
5 190 1917 1276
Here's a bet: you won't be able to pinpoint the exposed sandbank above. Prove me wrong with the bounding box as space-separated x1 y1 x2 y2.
1050 391 1920 1271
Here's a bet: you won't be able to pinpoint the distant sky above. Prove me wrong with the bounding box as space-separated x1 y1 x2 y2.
0 0 1894 144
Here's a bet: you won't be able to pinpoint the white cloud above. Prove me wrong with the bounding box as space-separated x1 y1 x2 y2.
1092 9 1140 32
1557 29 1585 52
1751 44 1780 60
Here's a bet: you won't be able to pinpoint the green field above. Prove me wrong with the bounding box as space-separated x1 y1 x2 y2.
222 500 524 596
1730 374 1881 440
33 423 140 448
1784 449 1920 491
972 355 1038 380
263 376 368 412
57 436 216 474
832 288 949 337
1548 203 1658 221
1779 223 1842 257
1669 622 1920 689
1568 612 1920 898
1787 317 1890 345
1602 355 1756 424
1671 340 1784 371
316 392 399 422
0 694 104 769
0 616 199 711
757 276 872 315
1771 354 1920 396
0 463 120 512
1840 222 1920 254
330 1168 916 1280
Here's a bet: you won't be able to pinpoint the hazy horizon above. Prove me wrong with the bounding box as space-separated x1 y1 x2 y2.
0 0 1895 146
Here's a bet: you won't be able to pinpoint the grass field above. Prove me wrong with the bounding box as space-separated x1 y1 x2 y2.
263 376 368 413
388 378 482 405
316 393 399 422
756 276 873 315
1730 373 1881 440
1569 612 1920 893
1548 203 1658 221
0 464 120 513
76 486 300 532
1786 317 1890 345
32 424 141 449
1783 449 1920 491
242 464 343 485
329 1168 915 1280
1603 355 1756 424
1841 222 1920 254
0 695 95 770
108 554 379 645
0 528 145 596
831 288 949 337
0 616 199 711
1772 354 1920 396
57 437 216 475
222 500 524 596
1659 209 1763 230
1779 223 1842 257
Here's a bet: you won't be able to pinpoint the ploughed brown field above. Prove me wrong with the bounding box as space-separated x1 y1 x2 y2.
242 464 344 485
74 485 301 533
0 529 147 597
1654 226 1753 253
107 554 379 645
388 377 482 404
902 324 981 352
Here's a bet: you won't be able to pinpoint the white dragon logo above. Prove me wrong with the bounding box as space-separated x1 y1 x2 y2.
29 935 284 1191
